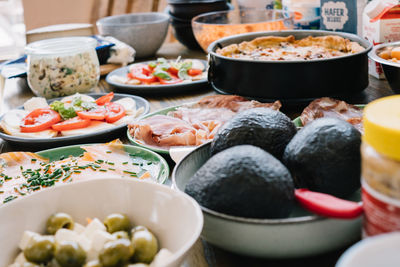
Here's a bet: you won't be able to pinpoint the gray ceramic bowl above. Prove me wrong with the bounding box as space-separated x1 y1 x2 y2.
369 41 400 94
97 12 170 58
172 142 362 258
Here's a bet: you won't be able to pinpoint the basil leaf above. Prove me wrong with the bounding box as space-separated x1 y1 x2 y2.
148 62 157 68
153 70 171 80
50 101 77 120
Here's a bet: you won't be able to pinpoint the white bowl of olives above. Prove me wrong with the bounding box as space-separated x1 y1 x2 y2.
0 178 203 267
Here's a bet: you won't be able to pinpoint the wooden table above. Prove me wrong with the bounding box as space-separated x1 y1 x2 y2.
0 42 395 267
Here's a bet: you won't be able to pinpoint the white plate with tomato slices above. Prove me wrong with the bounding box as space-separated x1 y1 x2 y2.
0 93 149 149
105 58 210 95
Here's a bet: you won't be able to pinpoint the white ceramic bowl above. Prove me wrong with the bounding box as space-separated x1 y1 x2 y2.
0 178 203 267
172 142 361 258
97 13 169 58
336 233 400 267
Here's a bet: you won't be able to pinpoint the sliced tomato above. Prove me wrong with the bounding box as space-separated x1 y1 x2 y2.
168 67 179 76
95 92 114 106
130 64 157 84
20 108 61 132
51 117 91 131
105 102 126 123
76 108 106 121
187 68 203 76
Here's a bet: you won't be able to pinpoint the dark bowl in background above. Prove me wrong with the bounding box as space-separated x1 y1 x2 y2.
369 41 400 94
208 30 372 103
170 17 202 50
168 0 229 20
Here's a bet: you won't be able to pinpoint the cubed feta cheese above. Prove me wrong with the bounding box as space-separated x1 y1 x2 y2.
18 231 39 250
83 218 106 240
55 229 80 243
73 222 85 234
91 230 116 252
150 248 173 267
14 252 27 264
77 235 92 252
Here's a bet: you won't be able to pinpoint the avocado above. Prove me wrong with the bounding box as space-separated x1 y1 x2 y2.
185 145 295 219
210 108 296 160
283 118 361 198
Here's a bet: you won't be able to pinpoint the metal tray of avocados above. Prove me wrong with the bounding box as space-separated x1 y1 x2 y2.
207 30 372 103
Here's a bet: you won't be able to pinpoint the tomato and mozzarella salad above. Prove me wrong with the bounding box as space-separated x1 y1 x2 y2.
109 57 206 86
0 93 144 138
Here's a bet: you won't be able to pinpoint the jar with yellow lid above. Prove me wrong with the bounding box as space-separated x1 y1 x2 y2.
362 95 400 237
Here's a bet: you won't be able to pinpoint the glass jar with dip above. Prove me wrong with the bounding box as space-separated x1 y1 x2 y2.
25 37 100 99
362 95 400 237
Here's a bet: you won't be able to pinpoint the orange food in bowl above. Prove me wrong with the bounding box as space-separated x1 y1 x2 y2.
192 10 294 52
378 46 400 63
391 47 400 60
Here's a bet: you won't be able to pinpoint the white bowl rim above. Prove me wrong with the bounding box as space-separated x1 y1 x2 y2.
96 12 170 27
192 9 291 26
0 177 204 266
336 232 400 267
171 142 335 225
368 40 400 68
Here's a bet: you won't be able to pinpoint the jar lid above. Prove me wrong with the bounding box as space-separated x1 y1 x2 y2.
364 95 400 161
25 37 97 55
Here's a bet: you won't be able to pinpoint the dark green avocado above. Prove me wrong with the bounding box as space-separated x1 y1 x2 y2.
185 145 295 219
210 108 296 160
283 117 361 198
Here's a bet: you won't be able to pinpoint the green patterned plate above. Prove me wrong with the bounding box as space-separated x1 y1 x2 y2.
37 143 169 184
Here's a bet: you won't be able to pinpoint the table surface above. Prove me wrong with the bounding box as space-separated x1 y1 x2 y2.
0 42 395 267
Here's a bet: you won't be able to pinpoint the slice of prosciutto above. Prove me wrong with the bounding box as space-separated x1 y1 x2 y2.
129 95 282 149
300 97 363 132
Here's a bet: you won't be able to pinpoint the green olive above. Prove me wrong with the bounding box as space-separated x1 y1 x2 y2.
23 235 55 263
83 260 101 267
103 213 130 233
99 239 134 267
46 212 74 235
54 241 86 267
112 231 130 240
130 226 148 236
131 229 158 264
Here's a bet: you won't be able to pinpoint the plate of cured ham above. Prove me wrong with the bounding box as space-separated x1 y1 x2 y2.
127 95 282 154
292 97 364 133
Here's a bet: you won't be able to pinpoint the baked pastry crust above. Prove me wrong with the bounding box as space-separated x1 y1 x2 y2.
216 35 365 60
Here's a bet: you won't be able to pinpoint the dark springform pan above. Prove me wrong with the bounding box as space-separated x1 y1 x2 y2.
368 41 400 94
207 30 372 102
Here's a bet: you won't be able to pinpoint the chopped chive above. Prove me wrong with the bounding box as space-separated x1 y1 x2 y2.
73 170 81 174
99 169 107 172
31 159 37 162
108 168 116 171
3 195 17 203
122 162 128 165
106 151 112 154
123 170 137 175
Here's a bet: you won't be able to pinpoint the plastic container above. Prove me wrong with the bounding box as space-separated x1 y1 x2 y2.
282 0 320 29
26 37 100 99
192 9 294 52
362 95 400 237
